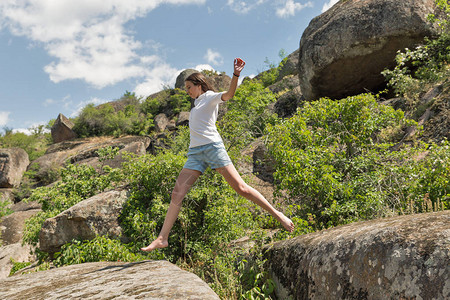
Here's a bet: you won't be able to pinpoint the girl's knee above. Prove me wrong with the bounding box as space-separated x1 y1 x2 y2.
236 183 252 197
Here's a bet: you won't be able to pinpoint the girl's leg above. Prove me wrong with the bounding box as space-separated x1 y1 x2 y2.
141 168 202 251
216 164 295 232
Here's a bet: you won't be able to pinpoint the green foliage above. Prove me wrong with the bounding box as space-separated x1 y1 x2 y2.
9 259 32 276
218 80 278 156
382 0 450 99
22 148 124 245
141 88 191 117
258 49 288 87
73 92 153 137
0 125 51 161
266 94 448 229
54 236 147 267
0 197 13 219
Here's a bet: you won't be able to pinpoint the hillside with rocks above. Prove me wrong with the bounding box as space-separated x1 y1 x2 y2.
1 0 449 299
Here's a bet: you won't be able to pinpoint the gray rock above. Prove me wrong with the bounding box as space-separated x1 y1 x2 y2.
264 211 450 300
39 190 129 253
51 113 77 143
299 0 439 100
277 49 299 81
154 113 169 132
0 189 13 204
175 69 198 89
0 260 220 299
0 148 29 188
274 86 304 119
0 243 35 280
176 111 190 127
1 209 41 245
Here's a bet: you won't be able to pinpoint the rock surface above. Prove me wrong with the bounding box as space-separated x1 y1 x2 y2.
299 0 439 100
0 260 220 299
31 135 150 184
39 190 128 253
154 113 169 132
264 211 450 300
0 243 35 280
0 148 29 188
51 113 77 143
1 209 41 245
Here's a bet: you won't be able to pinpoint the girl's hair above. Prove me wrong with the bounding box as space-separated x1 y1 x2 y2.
185 72 215 92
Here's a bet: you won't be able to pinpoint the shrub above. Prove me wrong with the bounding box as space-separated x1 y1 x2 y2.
218 80 277 157
265 93 449 229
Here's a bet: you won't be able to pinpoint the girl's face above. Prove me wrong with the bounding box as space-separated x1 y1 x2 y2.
185 81 203 99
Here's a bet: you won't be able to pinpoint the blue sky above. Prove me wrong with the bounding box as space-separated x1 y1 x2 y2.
0 0 338 133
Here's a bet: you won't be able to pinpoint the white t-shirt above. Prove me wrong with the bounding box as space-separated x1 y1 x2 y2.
189 90 226 148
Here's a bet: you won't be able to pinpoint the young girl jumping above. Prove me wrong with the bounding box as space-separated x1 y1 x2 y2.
141 58 294 252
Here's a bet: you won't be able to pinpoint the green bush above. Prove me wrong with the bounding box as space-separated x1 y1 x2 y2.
218 80 277 157
0 125 51 161
54 236 147 267
266 93 448 229
382 0 450 99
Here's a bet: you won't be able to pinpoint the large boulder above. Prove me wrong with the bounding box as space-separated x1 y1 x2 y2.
0 260 220 299
154 113 169 132
0 148 29 188
299 0 439 100
175 68 198 89
0 209 41 245
51 113 77 143
264 211 450 300
0 243 35 280
39 190 128 253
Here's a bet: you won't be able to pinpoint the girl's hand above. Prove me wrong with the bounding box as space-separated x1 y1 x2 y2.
234 58 245 75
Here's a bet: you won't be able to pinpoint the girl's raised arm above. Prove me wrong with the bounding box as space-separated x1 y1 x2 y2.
221 58 246 101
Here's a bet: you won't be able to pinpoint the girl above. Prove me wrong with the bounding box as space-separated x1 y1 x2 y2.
141 58 294 252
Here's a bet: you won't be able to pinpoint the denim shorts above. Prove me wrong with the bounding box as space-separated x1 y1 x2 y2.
183 141 232 173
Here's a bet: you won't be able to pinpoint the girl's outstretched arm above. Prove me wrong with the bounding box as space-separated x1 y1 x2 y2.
222 58 245 101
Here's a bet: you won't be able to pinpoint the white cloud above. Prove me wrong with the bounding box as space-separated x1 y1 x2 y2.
0 0 206 88
227 0 268 14
13 122 50 135
276 0 313 18
322 0 339 13
194 64 215 72
0 111 10 126
134 62 180 97
204 49 223 66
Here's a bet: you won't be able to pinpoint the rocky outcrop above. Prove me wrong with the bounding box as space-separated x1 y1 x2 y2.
274 86 303 118
31 135 151 184
0 148 29 188
51 113 77 143
0 243 35 280
0 260 220 299
175 69 198 89
264 211 450 300
299 0 439 100
1 209 41 245
277 49 299 81
39 190 128 253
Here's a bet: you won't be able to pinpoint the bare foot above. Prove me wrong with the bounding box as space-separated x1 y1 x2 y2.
277 212 295 232
140 236 168 252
